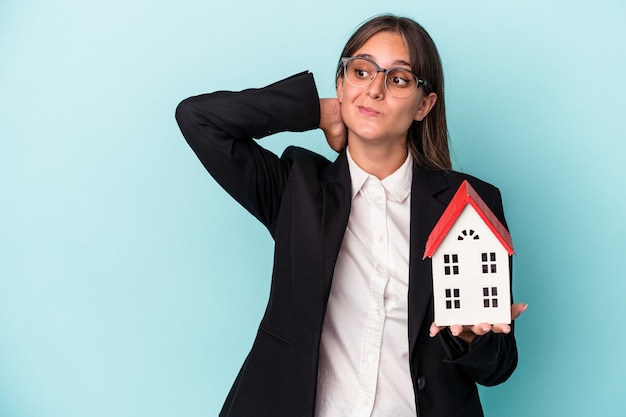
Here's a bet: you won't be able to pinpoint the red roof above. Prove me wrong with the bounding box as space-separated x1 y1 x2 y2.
423 180 514 259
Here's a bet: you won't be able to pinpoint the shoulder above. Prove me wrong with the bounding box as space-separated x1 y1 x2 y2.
414 164 501 197
438 169 508 225
414 166 505 216
441 170 501 196
281 145 333 172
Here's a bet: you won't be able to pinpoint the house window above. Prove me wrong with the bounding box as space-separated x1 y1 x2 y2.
483 287 499 308
443 254 459 275
445 288 461 309
481 252 497 274
457 229 480 240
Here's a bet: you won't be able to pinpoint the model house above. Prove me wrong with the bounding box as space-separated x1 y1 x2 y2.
423 180 515 326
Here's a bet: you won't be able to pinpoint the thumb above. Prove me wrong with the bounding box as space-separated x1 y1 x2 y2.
511 303 528 320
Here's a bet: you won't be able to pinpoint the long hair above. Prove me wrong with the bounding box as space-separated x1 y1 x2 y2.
336 15 451 170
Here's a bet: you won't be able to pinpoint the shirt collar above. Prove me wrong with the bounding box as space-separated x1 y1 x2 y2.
346 147 413 202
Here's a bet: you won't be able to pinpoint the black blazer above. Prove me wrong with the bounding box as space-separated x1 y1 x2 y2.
176 71 517 417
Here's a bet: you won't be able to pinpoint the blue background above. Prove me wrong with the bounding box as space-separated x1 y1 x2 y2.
1 0 625 416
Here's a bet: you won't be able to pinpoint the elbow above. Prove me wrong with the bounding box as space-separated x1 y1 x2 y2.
175 97 195 135
477 335 519 386
479 358 518 387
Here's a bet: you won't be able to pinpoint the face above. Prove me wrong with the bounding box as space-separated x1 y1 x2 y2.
337 31 437 149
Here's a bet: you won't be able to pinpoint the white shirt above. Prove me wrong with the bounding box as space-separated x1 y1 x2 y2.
315 149 417 417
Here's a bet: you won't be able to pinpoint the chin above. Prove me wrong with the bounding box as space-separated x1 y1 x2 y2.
348 126 385 142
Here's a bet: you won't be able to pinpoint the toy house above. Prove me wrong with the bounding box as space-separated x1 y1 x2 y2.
423 180 515 326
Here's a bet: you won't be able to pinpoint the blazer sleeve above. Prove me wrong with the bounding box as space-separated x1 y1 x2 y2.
438 187 518 386
175 71 321 232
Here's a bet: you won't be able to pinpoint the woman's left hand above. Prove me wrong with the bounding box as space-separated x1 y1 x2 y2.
429 303 528 344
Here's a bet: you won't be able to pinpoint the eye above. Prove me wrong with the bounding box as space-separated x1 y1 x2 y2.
352 66 371 80
387 69 415 89
346 58 376 81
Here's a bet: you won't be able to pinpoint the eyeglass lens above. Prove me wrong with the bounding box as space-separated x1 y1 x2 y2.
344 58 418 98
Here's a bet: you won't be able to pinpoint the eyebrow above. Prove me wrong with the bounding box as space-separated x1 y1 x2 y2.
355 53 412 68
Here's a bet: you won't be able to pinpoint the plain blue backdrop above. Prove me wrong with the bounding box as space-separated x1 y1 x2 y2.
1 0 625 416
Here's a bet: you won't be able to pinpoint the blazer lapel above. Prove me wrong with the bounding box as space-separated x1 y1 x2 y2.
408 165 451 357
319 150 352 313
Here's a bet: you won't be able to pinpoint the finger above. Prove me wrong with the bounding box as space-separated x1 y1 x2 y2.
492 323 512 334
470 323 492 336
450 324 463 337
511 303 528 320
429 322 444 337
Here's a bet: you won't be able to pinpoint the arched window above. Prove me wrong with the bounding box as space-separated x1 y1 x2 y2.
457 229 480 240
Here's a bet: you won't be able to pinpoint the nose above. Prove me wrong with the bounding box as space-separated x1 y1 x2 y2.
367 71 386 98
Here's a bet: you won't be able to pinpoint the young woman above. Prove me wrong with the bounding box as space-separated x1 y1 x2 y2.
176 14 525 417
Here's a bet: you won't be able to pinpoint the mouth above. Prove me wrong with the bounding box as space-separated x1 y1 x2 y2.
358 105 381 117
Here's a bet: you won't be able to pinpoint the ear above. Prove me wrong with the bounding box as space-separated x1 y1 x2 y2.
336 77 344 103
414 92 437 122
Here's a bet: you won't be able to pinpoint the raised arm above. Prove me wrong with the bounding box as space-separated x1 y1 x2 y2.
175 72 321 230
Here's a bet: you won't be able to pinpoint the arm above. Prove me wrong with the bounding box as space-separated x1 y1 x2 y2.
438 324 519 386
175 72 321 230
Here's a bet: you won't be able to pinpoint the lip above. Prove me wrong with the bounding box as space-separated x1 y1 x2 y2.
358 105 381 117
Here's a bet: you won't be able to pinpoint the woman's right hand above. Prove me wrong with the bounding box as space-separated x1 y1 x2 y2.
319 98 346 152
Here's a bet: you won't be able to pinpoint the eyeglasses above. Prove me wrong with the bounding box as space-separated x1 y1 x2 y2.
340 56 429 99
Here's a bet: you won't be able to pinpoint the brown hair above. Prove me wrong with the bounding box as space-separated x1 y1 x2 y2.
336 15 451 170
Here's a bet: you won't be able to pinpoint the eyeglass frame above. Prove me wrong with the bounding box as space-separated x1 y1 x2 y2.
340 56 431 98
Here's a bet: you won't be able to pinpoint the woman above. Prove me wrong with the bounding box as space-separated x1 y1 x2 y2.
176 14 525 417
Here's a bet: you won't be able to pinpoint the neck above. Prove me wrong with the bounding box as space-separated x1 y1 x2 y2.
347 140 408 180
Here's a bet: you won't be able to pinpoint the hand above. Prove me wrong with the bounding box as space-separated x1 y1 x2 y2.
429 303 528 344
319 98 346 152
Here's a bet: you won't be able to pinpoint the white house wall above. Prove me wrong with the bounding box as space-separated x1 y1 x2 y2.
431 205 511 326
